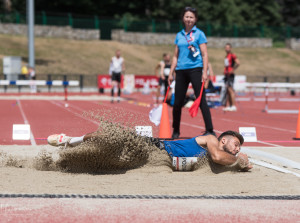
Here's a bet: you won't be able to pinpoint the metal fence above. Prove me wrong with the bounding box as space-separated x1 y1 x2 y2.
0 12 299 41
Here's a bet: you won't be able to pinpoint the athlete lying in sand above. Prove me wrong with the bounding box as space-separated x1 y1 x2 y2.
47 130 252 171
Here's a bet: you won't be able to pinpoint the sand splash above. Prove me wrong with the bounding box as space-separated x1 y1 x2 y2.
2 108 211 173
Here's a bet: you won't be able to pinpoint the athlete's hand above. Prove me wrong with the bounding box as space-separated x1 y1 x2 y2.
202 73 208 82
161 75 165 80
168 74 173 85
237 153 253 171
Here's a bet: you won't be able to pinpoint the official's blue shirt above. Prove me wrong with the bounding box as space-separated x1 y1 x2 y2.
164 137 207 157
174 26 207 70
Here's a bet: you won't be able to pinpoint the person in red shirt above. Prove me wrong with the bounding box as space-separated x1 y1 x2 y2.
223 43 240 111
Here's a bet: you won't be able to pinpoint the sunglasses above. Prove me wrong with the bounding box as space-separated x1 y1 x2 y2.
184 7 196 12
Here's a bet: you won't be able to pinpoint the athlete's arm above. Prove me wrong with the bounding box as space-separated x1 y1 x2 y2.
168 46 178 85
196 135 252 170
122 59 126 74
234 58 240 70
155 62 161 77
208 63 215 77
230 55 240 74
199 43 208 82
160 63 166 80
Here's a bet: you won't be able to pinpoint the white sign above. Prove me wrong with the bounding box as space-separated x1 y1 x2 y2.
239 127 257 142
123 74 135 94
135 126 153 137
12 124 31 140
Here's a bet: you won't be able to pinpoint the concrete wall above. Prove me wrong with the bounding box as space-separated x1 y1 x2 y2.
112 29 273 48
0 23 99 40
0 23 274 47
286 38 300 50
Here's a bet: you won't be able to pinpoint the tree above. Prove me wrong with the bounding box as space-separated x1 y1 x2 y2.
6 0 285 26
277 0 300 26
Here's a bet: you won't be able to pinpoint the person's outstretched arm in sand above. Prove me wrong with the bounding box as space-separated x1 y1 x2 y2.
47 130 252 171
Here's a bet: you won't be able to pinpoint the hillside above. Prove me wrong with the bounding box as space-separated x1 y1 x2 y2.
0 34 299 82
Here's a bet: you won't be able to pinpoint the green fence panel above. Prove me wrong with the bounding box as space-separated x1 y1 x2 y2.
99 19 121 40
290 26 300 38
73 17 95 29
155 20 181 33
0 11 300 41
94 16 99 29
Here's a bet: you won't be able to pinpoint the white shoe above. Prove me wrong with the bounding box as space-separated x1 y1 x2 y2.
223 107 231 111
229 106 237 111
47 133 71 148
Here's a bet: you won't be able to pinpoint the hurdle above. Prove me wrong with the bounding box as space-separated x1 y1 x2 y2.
0 80 79 100
246 82 300 114
0 80 79 90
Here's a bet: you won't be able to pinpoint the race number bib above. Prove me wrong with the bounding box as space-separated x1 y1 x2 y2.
224 58 229 67
163 68 170 76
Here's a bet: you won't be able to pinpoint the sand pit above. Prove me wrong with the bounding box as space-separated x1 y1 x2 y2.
1 110 299 196
1 144 300 196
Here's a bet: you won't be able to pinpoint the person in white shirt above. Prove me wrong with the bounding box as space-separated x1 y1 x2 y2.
110 50 125 103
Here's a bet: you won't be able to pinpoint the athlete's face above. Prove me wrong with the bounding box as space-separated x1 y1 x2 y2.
183 11 196 28
222 136 241 155
164 55 170 63
116 50 121 57
225 45 232 54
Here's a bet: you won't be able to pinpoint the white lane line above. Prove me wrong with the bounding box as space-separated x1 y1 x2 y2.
49 101 100 126
221 118 295 133
17 100 36 146
256 140 281 147
267 109 298 114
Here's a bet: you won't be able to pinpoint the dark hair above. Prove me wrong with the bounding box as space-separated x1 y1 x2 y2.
225 43 232 48
218 130 244 145
182 6 198 20
162 53 167 57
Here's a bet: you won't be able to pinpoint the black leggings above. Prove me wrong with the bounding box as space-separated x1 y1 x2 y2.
173 67 213 133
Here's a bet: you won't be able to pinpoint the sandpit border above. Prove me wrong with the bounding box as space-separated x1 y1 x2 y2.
0 194 299 200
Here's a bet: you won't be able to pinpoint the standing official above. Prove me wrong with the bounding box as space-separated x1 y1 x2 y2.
168 7 215 139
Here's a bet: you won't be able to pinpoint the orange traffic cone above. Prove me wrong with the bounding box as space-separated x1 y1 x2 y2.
293 105 300 140
159 102 172 138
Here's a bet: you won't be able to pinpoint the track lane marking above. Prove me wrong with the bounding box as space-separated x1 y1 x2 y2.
74 101 282 147
221 118 295 133
49 101 100 126
17 100 36 146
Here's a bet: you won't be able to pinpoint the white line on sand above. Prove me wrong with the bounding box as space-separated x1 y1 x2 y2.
243 147 300 170
17 100 36 146
249 158 300 178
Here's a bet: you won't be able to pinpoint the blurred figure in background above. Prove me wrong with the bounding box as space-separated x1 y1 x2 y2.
110 49 125 103
20 64 28 80
155 53 171 103
223 43 240 112
28 66 37 93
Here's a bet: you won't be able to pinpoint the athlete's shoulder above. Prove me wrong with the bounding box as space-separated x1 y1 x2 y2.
194 28 207 42
194 27 205 35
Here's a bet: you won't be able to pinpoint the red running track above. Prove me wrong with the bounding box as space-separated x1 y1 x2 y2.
0 198 299 223
0 92 299 147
